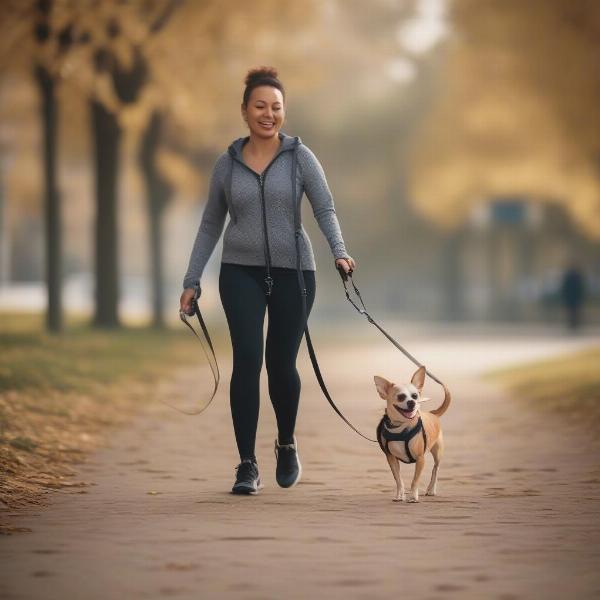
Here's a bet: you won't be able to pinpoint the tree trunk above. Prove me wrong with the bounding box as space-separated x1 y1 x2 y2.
34 64 62 332
91 99 121 328
0 152 8 287
149 203 165 328
88 6 179 329
139 110 172 328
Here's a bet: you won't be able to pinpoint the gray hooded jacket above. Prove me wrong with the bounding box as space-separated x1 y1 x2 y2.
182 131 349 290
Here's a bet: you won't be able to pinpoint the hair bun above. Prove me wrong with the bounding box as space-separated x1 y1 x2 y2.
245 66 279 86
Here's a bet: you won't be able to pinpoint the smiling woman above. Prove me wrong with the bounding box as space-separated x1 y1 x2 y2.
242 67 285 135
240 70 286 173
179 66 356 496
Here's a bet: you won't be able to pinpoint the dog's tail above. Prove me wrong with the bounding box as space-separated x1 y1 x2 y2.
430 384 451 417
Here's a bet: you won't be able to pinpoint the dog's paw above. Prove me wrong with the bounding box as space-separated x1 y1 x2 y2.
393 494 406 502
425 490 437 497
406 492 419 503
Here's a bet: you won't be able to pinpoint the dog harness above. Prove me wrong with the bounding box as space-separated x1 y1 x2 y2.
376 414 428 464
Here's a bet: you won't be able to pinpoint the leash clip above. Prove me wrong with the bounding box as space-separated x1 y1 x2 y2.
265 275 274 296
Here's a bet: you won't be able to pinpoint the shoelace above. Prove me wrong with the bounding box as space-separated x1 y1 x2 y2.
235 460 258 480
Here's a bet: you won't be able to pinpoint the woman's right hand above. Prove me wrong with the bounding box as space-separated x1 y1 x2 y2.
180 288 197 316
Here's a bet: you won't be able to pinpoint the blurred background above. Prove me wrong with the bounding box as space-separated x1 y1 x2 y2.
1 4 599 592
1 0 599 332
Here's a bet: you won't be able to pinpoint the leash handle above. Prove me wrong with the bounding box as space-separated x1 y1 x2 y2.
181 282 201 317
336 258 353 282
171 283 221 416
191 282 201 312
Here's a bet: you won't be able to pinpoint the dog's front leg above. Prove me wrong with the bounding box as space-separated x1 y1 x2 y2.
386 453 405 502
407 456 425 503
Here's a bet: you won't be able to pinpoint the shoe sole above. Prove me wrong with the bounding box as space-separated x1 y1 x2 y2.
283 458 302 488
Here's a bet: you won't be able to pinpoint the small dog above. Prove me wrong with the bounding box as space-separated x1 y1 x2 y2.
374 366 451 503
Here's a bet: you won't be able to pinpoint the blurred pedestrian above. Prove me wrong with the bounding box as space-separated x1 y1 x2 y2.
560 262 586 331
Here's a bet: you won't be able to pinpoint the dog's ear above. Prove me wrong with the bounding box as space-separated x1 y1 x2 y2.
411 365 426 392
374 375 393 400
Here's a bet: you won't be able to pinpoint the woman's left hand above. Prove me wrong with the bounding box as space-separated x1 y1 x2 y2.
335 256 356 275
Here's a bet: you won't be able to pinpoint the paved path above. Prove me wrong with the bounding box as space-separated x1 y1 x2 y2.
1 329 599 599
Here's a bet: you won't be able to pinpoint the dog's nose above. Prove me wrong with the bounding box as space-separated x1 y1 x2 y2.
407 400 416 409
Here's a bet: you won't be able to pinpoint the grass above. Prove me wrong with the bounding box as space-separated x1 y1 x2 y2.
482 346 600 428
0 311 228 514
0 312 226 396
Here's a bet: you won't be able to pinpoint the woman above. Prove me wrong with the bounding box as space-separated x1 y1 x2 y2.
180 66 356 495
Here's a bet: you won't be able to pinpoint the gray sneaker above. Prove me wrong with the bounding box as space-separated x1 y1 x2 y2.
274 436 302 488
231 459 262 495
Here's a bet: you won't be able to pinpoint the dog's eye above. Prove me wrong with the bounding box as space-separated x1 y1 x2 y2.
397 393 406 401
411 393 418 400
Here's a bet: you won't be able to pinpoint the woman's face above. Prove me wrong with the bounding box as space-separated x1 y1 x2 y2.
241 85 285 140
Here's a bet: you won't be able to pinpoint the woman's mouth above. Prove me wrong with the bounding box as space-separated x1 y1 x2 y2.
259 121 275 129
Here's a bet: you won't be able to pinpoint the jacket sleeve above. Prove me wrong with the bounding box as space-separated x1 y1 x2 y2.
182 155 229 290
297 144 349 260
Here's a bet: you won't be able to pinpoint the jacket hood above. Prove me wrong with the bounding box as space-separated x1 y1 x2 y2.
227 131 301 159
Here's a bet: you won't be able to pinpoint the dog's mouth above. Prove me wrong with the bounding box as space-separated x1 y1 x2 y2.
393 404 417 418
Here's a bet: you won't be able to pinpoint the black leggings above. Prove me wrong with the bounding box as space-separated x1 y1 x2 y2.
218 262 316 461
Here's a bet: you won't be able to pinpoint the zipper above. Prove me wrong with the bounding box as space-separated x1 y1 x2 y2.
229 144 288 297
258 172 274 296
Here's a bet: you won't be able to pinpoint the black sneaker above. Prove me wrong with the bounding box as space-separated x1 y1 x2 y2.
274 436 302 488
231 459 262 495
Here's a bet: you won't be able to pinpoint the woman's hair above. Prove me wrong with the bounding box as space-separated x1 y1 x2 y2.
243 66 285 107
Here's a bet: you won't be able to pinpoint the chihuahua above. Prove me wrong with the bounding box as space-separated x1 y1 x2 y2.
374 366 451 502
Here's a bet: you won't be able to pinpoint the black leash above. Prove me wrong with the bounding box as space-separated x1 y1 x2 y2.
290 139 446 443
335 265 445 387
291 143 377 443
296 260 448 444
169 285 220 415
295 244 377 442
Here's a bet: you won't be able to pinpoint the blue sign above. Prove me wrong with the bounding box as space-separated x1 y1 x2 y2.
491 200 526 224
